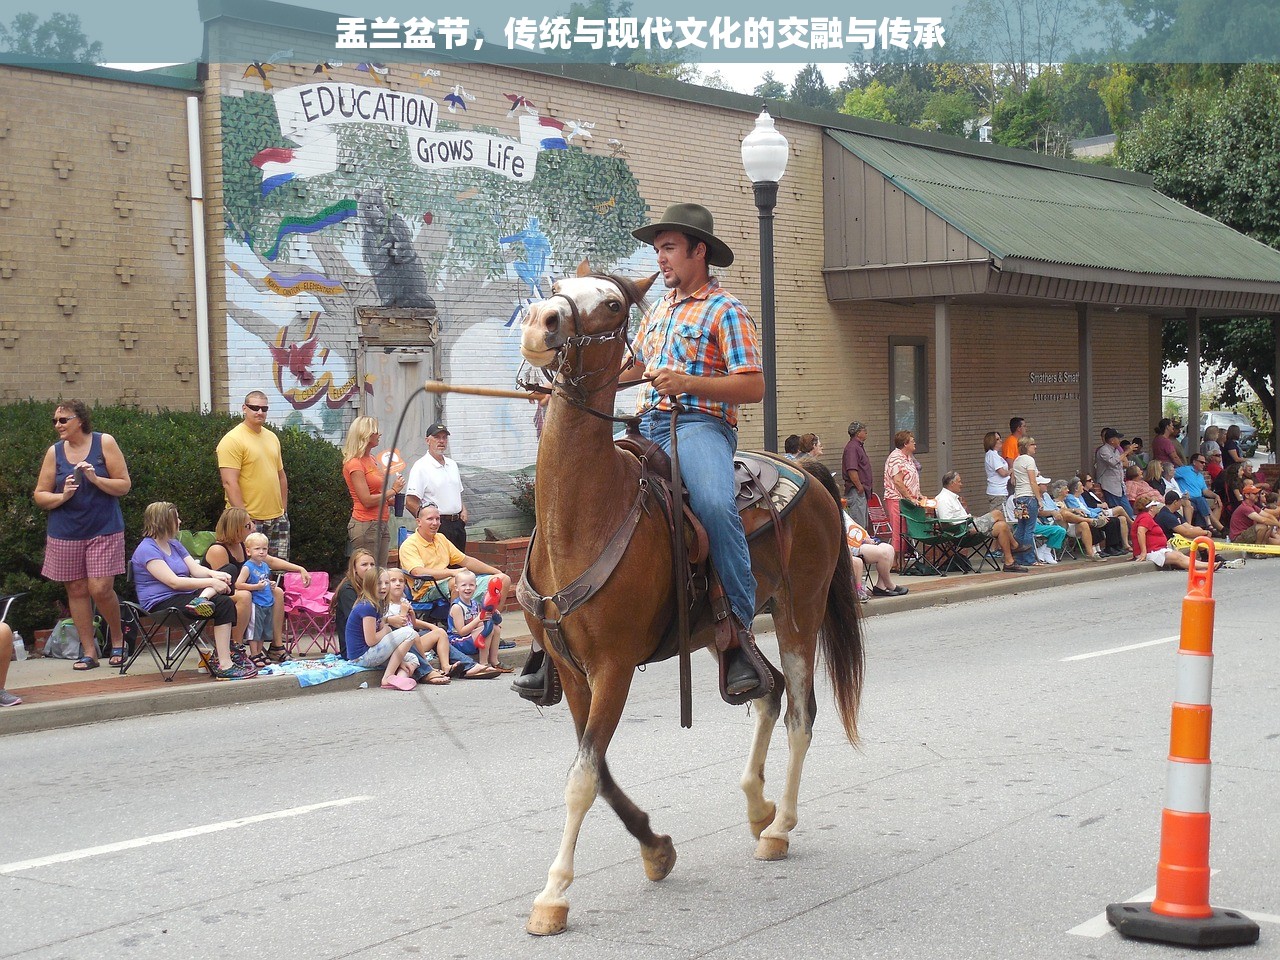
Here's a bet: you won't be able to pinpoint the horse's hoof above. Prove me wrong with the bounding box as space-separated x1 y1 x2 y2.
749 802 777 839
526 903 569 936
642 835 677 881
754 836 790 861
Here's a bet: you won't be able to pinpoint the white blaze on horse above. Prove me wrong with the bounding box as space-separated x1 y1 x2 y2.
516 266 865 936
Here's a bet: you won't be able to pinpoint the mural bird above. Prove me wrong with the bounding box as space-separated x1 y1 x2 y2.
313 61 343 79
607 138 628 158
267 336 319 387
243 62 276 89
416 68 442 85
504 93 538 116
564 119 596 142
356 62 390 85
445 84 476 113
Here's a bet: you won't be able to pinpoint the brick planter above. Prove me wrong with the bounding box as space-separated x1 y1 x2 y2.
468 536 531 612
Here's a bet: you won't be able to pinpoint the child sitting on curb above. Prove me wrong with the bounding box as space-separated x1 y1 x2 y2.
447 569 511 674
344 567 444 690
385 568 496 680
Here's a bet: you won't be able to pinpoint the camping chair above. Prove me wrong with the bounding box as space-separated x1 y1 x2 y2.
954 519 1003 572
118 599 214 681
0 592 24 626
282 571 337 656
395 528 460 627
865 493 894 542
899 500 967 576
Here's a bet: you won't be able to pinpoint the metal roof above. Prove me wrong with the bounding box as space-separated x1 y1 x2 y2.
828 129 1280 285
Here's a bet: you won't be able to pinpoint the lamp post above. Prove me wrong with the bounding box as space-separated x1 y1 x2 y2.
741 107 788 453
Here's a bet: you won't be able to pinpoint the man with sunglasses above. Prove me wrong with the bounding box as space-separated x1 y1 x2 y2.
217 391 291 559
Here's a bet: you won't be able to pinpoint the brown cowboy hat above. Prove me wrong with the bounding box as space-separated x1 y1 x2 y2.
631 203 734 268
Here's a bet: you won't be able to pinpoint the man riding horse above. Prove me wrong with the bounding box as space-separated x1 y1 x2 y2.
513 202 770 703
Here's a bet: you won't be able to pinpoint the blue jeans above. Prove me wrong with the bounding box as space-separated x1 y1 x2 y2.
640 410 757 627
1013 496 1038 566
1103 489 1136 520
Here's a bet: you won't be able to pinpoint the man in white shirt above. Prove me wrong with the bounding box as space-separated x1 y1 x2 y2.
935 471 1028 572
405 423 469 551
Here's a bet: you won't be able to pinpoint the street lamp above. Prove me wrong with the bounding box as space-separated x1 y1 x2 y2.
741 107 788 453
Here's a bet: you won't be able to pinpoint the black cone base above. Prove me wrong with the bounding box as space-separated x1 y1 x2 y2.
1107 902 1260 947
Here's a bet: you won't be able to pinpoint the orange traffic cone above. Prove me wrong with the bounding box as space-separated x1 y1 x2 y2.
1107 537 1259 947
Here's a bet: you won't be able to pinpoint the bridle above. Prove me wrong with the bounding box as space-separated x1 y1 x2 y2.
518 273 659 424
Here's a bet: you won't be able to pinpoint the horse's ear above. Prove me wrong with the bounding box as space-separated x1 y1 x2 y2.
634 272 659 298
576 259 593 277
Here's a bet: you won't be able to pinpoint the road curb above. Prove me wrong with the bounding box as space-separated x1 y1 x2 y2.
3 562 1152 737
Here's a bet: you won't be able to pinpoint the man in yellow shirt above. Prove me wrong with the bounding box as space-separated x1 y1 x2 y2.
217 391 290 558
399 503 510 597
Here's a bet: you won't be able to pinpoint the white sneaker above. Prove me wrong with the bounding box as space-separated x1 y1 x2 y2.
1222 557 1246 569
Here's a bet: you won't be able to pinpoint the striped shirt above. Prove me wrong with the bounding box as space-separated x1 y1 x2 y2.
633 278 761 426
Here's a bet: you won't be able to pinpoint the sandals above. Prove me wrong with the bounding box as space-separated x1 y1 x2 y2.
422 672 451 685
250 653 269 669
109 647 125 667
73 655 99 671
265 646 289 664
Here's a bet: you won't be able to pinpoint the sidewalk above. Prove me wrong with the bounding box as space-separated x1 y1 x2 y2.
0 556 1152 737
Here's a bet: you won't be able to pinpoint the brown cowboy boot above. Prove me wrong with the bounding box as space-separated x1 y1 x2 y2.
720 616 774 705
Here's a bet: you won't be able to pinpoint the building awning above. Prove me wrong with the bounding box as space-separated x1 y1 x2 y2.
823 129 1280 316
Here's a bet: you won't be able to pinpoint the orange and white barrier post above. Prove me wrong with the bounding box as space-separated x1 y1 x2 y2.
1107 537 1260 947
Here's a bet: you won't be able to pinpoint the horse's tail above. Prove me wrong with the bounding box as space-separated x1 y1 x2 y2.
800 459 866 746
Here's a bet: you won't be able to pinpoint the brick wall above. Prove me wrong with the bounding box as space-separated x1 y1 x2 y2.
0 65 200 409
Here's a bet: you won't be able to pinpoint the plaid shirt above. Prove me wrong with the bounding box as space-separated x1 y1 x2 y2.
633 278 761 426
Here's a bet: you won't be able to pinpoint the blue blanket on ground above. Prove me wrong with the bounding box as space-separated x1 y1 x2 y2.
259 654 374 687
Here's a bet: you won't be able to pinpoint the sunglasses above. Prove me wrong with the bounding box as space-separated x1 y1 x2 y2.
52 415 78 425
245 404 269 413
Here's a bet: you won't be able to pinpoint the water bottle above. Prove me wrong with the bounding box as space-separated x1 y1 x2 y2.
393 491 406 517
12 632 27 660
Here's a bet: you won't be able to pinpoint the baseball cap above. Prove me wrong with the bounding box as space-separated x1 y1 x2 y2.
425 422 450 437
1243 483 1262 495
1037 475 1053 485
1102 428 1123 442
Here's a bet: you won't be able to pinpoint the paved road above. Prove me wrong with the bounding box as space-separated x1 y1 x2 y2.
3 565 1277 959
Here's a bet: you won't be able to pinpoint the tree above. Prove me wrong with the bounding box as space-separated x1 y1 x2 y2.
921 90 978 136
1091 64 1137 149
790 64 837 110
840 80 894 123
752 70 788 102
1121 65 1280 427
0 11 102 62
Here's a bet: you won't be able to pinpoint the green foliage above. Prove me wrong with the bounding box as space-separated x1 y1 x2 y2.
921 91 977 136
0 11 102 61
752 71 788 101
510 471 536 522
0 402 348 639
790 64 838 111
1092 65 1138 148
841 80 894 123
1121 65 1280 426
220 93 291 244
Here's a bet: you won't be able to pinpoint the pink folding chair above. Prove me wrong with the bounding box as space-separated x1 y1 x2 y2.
282 571 336 656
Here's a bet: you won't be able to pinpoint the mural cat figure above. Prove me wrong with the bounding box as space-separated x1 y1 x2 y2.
359 188 436 309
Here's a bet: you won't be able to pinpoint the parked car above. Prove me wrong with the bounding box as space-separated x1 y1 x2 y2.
1199 411 1259 458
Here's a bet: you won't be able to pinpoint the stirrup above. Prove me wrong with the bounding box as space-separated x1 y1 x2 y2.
511 650 563 706
718 625 774 706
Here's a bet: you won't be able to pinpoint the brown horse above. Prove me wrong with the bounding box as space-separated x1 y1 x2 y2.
517 270 865 936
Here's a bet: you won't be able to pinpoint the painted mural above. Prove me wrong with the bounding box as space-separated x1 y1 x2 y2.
219 69 650 506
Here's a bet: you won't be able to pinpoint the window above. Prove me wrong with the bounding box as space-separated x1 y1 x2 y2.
889 337 928 451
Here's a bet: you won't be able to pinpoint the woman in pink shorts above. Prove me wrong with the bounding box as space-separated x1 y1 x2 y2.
33 400 132 670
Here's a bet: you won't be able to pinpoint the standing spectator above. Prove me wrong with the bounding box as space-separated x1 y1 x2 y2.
33 399 131 670
882 430 921 562
131 502 251 679
341 416 405 558
217 390 290 559
982 430 1011 512
935 471 1027 572
235 532 277 667
1152 418 1185 467
1010 436 1041 567
1 623 22 706
783 435 801 459
797 433 822 457
405 423 468 552
1094 428 1136 519
841 421 873 529
1001 417 1026 468
1221 424 1247 467
1128 437 1149 471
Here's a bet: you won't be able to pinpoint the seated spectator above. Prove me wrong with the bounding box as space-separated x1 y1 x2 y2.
1125 464 1163 506
1064 477 1130 554
797 433 823 457
344 566 441 690
1228 484 1280 545
398 503 512 602
1039 479 1102 560
1200 426 1225 480
1144 459 1168 494
331 549 376 659
1155 491 1212 542
843 513 909 598
1152 418 1185 467
1132 495 1191 570
447 569 512 673
381 568 465 683
0 622 21 707
1128 437 1149 471
783 435 801 459
935 471 1027 572
131 501 250 680
1221 424 1247 467
1174 455 1224 533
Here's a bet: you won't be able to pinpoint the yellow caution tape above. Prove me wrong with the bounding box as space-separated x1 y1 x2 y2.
1171 535 1280 556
